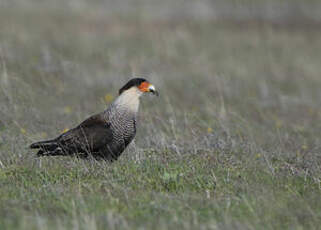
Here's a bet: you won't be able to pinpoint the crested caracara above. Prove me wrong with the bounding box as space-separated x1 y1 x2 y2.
30 78 158 161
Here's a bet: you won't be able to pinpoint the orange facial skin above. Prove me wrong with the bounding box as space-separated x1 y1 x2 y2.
138 81 151 92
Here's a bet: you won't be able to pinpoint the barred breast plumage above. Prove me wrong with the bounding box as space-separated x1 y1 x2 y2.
102 106 137 160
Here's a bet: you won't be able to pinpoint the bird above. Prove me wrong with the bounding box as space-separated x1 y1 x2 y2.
30 78 158 161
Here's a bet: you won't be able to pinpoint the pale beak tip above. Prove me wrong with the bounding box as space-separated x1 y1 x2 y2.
148 84 159 96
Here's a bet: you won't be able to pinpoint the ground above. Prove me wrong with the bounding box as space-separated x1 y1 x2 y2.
0 1 321 229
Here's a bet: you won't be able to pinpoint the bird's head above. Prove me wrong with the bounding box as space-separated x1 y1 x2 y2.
119 78 159 96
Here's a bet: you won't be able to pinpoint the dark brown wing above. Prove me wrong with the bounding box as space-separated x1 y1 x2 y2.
57 114 113 153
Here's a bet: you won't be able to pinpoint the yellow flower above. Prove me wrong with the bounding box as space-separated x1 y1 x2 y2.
207 127 213 133
63 106 72 114
104 93 114 103
302 145 308 150
62 128 69 133
20 128 27 134
275 120 282 129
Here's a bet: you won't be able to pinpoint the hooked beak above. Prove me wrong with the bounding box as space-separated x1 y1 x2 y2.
148 84 159 96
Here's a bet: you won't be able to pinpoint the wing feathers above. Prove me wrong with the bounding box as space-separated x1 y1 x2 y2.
30 113 113 157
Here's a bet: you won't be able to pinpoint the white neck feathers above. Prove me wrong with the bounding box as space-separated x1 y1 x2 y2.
113 87 142 113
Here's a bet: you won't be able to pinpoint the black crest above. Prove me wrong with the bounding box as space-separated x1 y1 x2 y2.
119 78 147 95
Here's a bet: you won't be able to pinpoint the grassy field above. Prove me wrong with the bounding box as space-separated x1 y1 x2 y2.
1 1 321 229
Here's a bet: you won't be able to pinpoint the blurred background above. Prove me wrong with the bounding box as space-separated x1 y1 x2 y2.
1 0 321 160
1 1 321 229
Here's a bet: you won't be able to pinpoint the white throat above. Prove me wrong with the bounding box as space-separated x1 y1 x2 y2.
113 87 142 113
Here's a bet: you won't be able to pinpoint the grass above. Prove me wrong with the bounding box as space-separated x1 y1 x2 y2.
1 1 321 229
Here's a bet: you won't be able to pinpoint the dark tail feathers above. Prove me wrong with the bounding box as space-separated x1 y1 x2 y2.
30 139 58 149
30 139 64 157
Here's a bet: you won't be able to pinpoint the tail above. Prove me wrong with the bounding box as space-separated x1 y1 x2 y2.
30 139 63 157
30 139 58 149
